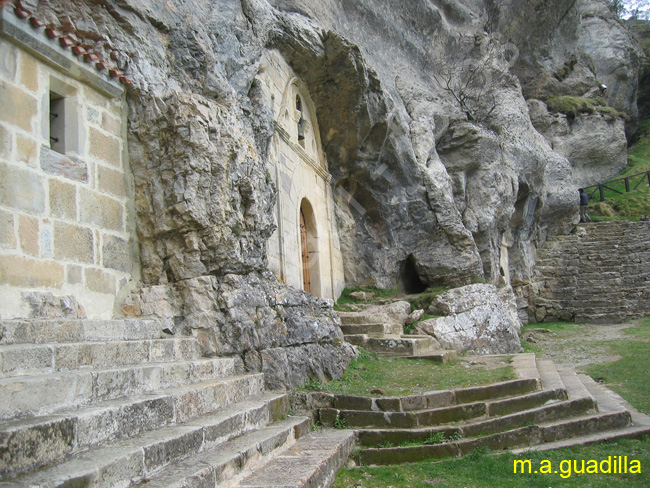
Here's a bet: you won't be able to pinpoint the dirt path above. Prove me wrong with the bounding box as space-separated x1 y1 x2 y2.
522 320 640 372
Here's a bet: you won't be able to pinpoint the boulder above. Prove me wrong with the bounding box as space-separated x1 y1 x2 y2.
363 301 412 326
413 284 522 354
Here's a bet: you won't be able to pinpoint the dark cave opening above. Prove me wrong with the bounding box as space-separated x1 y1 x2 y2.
399 254 427 294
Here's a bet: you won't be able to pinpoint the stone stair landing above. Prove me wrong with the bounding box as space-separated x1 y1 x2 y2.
337 311 457 361
0 318 353 488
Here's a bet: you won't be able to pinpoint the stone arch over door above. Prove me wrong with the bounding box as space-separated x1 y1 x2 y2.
258 50 345 300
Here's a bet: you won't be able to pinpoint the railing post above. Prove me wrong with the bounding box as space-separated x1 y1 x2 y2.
625 178 630 193
599 184 605 202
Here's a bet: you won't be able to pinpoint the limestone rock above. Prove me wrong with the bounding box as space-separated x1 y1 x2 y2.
528 100 628 187
124 271 356 389
362 301 412 326
349 291 374 301
406 309 425 326
413 284 522 354
29 0 641 382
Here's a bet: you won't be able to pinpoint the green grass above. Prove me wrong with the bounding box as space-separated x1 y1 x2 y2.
333 286 400 311
406 287 449 311
299 351 515 397
546 96 628 120
586 317 650 414
334 439 650 487
586 120 650 221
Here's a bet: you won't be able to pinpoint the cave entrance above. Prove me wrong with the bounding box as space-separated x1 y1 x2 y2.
399 254 427 294
299 198 320 296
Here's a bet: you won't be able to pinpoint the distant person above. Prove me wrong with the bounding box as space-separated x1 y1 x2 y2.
579 188 590 223
641 215 650 222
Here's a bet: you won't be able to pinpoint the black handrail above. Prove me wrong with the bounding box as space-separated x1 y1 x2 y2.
583 170 650 202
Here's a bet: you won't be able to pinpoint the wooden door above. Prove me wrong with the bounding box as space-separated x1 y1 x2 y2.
300 209 310 293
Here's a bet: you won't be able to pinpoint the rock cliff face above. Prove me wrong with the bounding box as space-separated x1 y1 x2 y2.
27 0 640 385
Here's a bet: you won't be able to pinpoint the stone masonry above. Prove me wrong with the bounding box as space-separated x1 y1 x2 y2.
529 221 650 323
0 7 138 319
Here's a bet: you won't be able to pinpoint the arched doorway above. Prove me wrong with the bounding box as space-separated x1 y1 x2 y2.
299 198 320 296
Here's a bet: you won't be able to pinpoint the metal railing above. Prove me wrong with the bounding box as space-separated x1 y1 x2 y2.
583 170 650 202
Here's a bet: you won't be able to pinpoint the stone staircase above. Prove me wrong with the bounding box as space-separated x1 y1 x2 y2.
337 311 457 362
309 353 650 465
0 318 354 487
531 221 650 323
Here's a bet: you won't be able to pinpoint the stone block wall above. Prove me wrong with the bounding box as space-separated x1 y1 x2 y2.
0 22 138 319
528 221 650 323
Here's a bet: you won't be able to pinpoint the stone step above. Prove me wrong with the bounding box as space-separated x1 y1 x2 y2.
313 378 539 414
536 359 564 391
0 337 202 378
340 322 403 335
355 409 630 465
318 387 561 429
128 417 314 488
356 396 595 447
556 367 595 402
4 412 306 487
0 386 282 480
344 334 436 357
0 358 241 421
234 429 355 488
512 353 540 383
0 319 164 345
337 312 393 326
404 349 458 362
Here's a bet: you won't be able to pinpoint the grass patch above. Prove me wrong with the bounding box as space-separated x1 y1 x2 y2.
334 286 400 311
334 437 650 487
586 317 650 414
584 119 650 221
545 96 627 120
299 351 515 397
406 286 449 311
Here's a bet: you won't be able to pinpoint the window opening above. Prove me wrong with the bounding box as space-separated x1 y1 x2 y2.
49 92 66 154
296 95 305 142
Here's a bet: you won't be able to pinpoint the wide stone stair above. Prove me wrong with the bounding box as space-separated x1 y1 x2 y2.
310 353 650 465
0 319 353 487
337 311 457 362
532 221 650 323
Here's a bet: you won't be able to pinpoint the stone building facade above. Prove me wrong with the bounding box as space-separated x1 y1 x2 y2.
0 8 138 319
257 50 345 301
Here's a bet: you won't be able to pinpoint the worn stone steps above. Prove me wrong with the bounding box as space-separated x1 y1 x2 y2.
337 312 394 326
0 319 164 345
233 429 355 488
344 334 438 357
0 357 242 421
340 322 403 336
3 413 306 487
319 387 565 429
0 380 275 479
335 353 648 466
530 221 650 322
356 396 596 447
0 337 202 378
356 408 632 465
1 316 358 488
311 378 540 415
126 417 314 488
